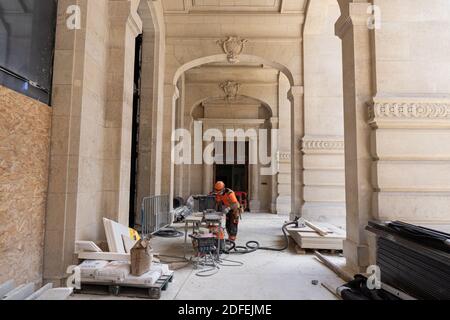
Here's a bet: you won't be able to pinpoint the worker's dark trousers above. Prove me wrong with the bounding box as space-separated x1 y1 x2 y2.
226 212 239 240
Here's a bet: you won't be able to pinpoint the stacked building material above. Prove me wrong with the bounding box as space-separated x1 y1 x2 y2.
287 222 345 250
367 221 450 300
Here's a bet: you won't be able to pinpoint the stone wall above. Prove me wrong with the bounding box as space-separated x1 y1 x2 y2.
0 85 52 285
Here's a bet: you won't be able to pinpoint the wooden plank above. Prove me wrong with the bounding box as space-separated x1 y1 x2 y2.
304 219 329 236
75 241 103 253
78 251 131 261
36 288 73 300
3 283 35 300
0 280 15 297
25 283 53 300
321 282 342 300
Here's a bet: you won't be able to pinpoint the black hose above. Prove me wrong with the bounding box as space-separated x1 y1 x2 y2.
224 220 299 254
153 227 184 238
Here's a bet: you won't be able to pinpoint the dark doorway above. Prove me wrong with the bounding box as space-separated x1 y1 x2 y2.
213 141 249 194
214 164 248 193
129 34 143 228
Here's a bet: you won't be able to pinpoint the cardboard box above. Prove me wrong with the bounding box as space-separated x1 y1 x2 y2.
130 239 153 276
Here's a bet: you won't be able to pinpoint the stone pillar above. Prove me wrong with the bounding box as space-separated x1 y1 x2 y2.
270 118 279 213
43 0 89 286
276 152 292 215
174 76 185 198
136 20 156 209
276 74 292 215
203 163 214 195
161 84 179 209
107 0 143 225
335 0 374 272
136 0 165 212
249 163 261 212
288 86 304 218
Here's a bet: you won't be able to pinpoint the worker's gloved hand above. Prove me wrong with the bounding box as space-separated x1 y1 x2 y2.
223 207 231 215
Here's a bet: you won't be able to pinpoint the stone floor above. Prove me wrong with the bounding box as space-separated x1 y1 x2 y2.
70 213 346 300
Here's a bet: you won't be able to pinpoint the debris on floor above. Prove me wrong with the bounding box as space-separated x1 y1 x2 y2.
74 218 174 299
0 280 73 300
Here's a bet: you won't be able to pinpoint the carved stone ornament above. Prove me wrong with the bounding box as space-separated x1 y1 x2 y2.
217 36 248 64
219 81 241 100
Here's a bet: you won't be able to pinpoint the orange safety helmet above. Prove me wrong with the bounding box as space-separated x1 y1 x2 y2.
214 181 225 192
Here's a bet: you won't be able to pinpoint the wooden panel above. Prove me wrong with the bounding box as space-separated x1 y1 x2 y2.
0 85 52 286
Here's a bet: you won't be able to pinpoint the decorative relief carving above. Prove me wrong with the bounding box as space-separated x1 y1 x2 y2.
302 137 344 154
369 101 450 120
278 152 291 162
217 36 248 64
219 80 241 100
368 99 450 128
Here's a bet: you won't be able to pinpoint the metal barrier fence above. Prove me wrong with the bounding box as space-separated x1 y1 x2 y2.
141 195 171 237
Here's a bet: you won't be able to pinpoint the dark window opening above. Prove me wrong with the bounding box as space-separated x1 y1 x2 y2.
0 0 57 104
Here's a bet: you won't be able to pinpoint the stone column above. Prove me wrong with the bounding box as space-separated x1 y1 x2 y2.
174 76 185 198
107 0 143 225
249 163 261 212
161 84 179 210
203 163 214 195
335 0 374 272
43 0 89 286
288 86 304 218
276 73 292 215
270 117 279 213
249 134 261 212
136 0 165 211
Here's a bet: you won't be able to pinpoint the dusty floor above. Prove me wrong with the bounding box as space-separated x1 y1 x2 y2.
71 213 346 300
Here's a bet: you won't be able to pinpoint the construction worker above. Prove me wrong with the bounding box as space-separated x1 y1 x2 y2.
213 181 241 242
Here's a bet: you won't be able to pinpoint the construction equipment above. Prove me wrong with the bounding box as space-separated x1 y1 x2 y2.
234 191 248 211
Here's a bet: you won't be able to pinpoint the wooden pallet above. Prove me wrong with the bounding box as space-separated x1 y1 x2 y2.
75 273 174 300
295 245 343 255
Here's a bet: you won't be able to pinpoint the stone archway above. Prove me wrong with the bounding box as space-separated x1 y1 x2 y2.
162 53 302 216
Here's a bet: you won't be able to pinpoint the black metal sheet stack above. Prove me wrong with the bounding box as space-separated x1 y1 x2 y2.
367 221 450 300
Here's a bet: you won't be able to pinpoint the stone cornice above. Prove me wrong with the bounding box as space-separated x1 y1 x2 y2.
302 136 345 154
368 97 450 129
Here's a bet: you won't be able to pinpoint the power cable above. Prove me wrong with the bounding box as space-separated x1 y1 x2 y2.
224 219 299 254
153 227 184 238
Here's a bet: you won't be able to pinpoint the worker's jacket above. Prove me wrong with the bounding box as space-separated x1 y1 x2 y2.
215 188 240 212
